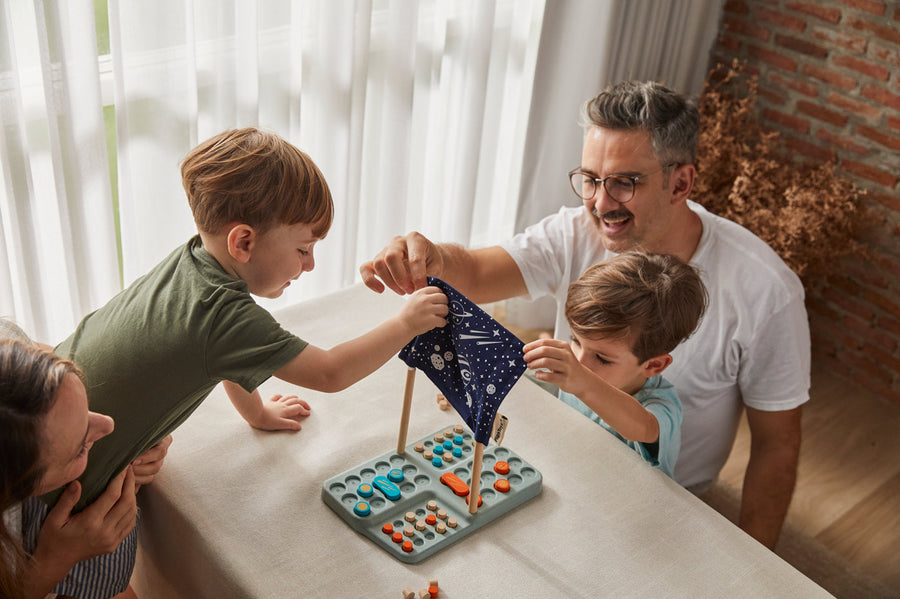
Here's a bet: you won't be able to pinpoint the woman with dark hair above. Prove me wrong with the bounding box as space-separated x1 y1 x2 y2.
0 320 151 599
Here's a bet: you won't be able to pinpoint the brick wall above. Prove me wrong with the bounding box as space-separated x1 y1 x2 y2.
708 0 900 407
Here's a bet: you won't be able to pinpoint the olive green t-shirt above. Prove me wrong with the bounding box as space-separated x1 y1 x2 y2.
50 236 307 511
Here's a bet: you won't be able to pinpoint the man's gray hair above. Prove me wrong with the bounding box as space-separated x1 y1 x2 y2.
580 81 699 166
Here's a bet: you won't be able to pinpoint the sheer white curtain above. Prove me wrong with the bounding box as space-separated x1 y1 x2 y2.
1 0 546 343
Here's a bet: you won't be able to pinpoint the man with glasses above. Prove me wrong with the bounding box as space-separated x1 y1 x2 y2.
360 80 809 550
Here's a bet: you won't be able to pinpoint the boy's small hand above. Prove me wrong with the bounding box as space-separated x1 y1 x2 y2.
523 338 592 398
251 394 311 431
399 286 449 336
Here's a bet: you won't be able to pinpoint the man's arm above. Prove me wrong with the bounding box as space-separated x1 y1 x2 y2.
740 405 802 549
359 232 528 304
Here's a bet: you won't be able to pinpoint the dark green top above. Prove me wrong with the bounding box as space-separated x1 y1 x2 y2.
49 236 307 511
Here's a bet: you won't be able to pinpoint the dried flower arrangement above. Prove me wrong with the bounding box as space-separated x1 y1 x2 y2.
692 60 871 282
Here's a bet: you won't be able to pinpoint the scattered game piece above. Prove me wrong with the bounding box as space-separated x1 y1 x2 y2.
438 399 451 411
419 589 430 598
402 587 415 599
428 578 438 587
428 584 439 597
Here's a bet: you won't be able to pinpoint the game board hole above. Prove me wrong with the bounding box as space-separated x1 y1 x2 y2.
413 537 425 547
483 456 496 468
345 475 361 486
508 457 522 468
341 493 357 505
390 455 405 466
424 532 435 540
329 483 346 494
494 448 510 459
520 467 536 478
400 483 415 493
482 489 496 500
482 472 496 484
360 468 375 480
403 465 417 476
414 475 430 486
375 461 391 472
371 498 385 508
509 474 523 485
453 467 468 478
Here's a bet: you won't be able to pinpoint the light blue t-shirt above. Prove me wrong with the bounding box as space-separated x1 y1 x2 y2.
559 374 682 478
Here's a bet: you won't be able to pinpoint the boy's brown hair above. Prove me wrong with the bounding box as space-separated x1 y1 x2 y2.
181 128 334 236
565 252 707 362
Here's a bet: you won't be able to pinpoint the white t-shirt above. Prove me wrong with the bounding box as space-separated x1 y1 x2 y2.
501 201 811 487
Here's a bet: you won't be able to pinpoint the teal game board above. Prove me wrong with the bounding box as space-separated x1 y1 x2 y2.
322 424 542 563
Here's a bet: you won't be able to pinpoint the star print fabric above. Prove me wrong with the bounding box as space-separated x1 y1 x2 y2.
399 277 527 444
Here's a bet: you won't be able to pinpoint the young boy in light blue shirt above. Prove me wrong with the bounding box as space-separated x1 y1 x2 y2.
523 252 706 477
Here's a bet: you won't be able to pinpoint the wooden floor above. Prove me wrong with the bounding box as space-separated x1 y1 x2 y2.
712 362 900 597
500 311 900 597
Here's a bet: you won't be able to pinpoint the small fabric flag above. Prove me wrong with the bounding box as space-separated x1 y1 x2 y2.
399 277 527 444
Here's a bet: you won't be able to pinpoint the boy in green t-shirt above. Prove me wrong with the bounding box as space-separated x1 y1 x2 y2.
29 128 448 599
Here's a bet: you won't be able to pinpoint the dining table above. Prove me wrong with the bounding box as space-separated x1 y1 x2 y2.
131 283 832 598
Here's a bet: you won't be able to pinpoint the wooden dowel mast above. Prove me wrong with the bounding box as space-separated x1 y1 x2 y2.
468 441 485 514
397 367 416 454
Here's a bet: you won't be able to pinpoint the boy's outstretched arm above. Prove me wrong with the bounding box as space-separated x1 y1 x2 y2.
274 286 448 393
223 380 311 431
523 339 660 444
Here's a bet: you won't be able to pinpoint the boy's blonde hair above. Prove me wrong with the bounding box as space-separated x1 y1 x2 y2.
565 252 707 363
181 128 334 236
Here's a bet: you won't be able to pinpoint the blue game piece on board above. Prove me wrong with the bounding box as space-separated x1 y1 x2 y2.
388 468 404 483
432 456 443 467
454 435 464 445
443 440 453 450
372 476 401 501
358 483 374 498
452 447 463 458
353 501 371 516
433 445 444 455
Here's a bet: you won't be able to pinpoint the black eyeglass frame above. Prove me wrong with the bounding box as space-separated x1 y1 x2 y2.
567 162 679 204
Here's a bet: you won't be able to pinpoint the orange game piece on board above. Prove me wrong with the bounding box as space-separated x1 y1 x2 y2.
494 460 510 475
402 540 414 552
494 479 511 493
439 472 469 497
392 531 403 544
382 523 394 534
465 493 483 507
425 513 437 525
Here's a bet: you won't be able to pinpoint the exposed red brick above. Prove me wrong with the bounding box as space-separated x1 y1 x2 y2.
775 33 830 58
806 295 841 320
758 85 788 105
810 26 868 52
785 135 837 162
843 351 894 386
716 34 743 53
880 314 900 338
861 286 900 319
871 41 900 68
724 16 771 41
850 377 900 408
797 99 849 127
888 115 900 131
823 284 875 321
816 129 869 155
842 160 900 187
810 308 862 348
724 0 750 14
847 16 900 44
768 71 820 96
762 107 810 132
748 44 799 71
838 0 887 16
824 92 883 120
756 7 807 31
786 2 842 23
833 55 891 80
856 125 900 151
867 191 900 212
861 84 900 111
862 344 900 375
802 63 858 89
828 273 862 296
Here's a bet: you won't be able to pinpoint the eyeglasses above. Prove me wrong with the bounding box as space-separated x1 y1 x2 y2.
567 163 677 204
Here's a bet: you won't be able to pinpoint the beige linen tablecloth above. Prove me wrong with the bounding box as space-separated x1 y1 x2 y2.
132 284 832 599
